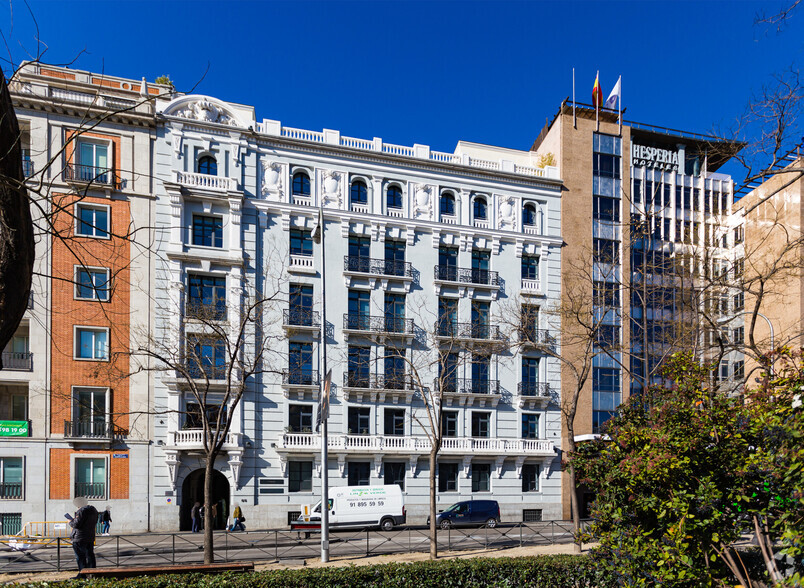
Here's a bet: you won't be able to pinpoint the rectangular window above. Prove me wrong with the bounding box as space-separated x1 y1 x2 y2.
523 509 543 522
0 458 23 499
592 152 621 179
11 395 27 421
521 255 540 279
288 404 313 433
288 461 313 492
347 346 370 387
347 461 371 486
78 141 110 182
734 226 744 244
471 300 490 339
733 361 745 380
384 351 406 389
471 463 491 492
439 463 458 492
442 411 458 437
733 292 745 311
521 413 540 439
384 462 405 490
439 352 458 392
471 412 490 438
288 342 314 384
438 247 458 280
192 215 223 248
384 408 405 436
384 240 406 276
187 274 226 320
75 267 110 301
593 239 619 265
289 284 314 326
72 387 108 437
75 204 109 238
593 196 620 222
384 293 406 332
594 281 620 308
74 457 106 499
632 178 642 204
438 297 458 336
522 464 540 493
520 305 540 343
184 394 225 430
348 236 371 260
75 327 109 360
348 407 371 435
733 326 744 344
188 337 226 379
471 354 490 393
289 229 312 256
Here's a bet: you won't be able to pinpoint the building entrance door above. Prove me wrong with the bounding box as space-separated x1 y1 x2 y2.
180 468 230 531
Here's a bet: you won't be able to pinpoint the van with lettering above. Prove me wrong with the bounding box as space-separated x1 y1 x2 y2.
293 485 406 532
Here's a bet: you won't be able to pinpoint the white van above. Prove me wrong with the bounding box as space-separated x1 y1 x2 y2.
296 485 406 531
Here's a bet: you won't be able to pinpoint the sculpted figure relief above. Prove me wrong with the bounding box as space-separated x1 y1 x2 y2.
413 184 431 219
175 99 239 127
261 161 283 199
499 195 517 230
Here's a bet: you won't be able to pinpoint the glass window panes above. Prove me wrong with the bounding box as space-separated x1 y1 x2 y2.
471 412 490 438
350 180 368 204
384 462 405 490
76 205 109 238
288 461 313 492
473 197 487 220
292 172 311 196
197 155 217 175
192 215 223 248
78 142 109 183
187 274 226 319
348 461 371 486
290 229 312 256
11 395 27 421
523 203 537 226
348 407 371 435
442 411 458 437
347 346 370 386
0 457 23 498
440 192 455 217
75 268 110 301
189 338 226 378
384 408 405 436
76 328 108 360
522 464 540 492
439 462 458 492
521 255 540 279
386 185 403 209
348 236 371 259
75 458 105 498
289 405 313 432
471 464 491 492
289 342 313 383
521 413 539 439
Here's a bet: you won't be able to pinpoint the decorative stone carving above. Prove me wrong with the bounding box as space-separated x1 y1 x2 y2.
374 456 383 477
413 184 431 219
174 99 239 126
321 170 341 207
228 451 243 489
495 456 506 478
165 451 180 490
462 456 473 478
499 195 516 231
261 160 283 199
409 455 418 477
172 133 183 159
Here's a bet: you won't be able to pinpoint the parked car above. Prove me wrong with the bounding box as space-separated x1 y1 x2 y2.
428 500 501 529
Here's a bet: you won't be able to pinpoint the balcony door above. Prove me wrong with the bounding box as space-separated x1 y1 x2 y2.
471 249 490 284
73 387 107 437
471 301 490 339
440 352 458 393
78 141 109 182
348 290 370 329
289 284 314 326
289 342 313 385
384 293 405 333
438 247 458 281
472 354 490 394
348 346 371 388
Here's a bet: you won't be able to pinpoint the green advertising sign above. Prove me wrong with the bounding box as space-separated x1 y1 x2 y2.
0 421 29 437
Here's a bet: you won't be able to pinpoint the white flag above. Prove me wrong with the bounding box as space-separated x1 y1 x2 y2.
604 76 621 110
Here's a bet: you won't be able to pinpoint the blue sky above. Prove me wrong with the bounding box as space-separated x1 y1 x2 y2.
2 1 802 173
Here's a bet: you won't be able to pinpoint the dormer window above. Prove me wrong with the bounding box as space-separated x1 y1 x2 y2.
387 185 403 209
350 180 368 205
292 171 311 196
473 196 487 220
198 155 217 176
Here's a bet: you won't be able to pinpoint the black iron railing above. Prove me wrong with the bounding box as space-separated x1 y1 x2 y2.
64 163 119 186
1 352 32 371
519 327 554 346
344 256 412 278
283 308 320 328
74 482 105 500
437 378 500 395
343 314 414 335
64 420 128 439
186 363 228 380
282 369 320 386
518 382 551 397
186 302 227 321
0 483 22 500
434 265 499 287
343 372 414 390
437 321 501 341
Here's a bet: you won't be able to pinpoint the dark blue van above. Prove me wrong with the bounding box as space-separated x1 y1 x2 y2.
432 500 501 528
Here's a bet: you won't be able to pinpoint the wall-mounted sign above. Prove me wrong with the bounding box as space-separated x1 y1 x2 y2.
0 421 29 437
632 144 680 171
112 453 128 459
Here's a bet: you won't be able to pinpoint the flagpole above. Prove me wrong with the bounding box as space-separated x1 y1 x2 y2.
595 70 600 132
618 77 622 135
317 203 330 563
572 67 576 129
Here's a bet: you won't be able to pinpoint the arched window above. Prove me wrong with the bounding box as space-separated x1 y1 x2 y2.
473 196 487 220
198 155 217 176
387 185 403 209
350 180 368 204
292 172 311 196
440 192 455 217
523 203 537 226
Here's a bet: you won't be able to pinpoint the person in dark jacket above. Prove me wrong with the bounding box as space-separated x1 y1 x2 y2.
191 502 201 532
69 496 99 573
101 507 112 535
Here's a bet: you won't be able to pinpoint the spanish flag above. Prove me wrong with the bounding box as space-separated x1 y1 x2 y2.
592 72 603 109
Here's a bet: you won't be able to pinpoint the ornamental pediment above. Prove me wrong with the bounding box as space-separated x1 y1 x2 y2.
162 95 244 127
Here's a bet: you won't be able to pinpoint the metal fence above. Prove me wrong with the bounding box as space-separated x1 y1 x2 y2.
0 521 586 573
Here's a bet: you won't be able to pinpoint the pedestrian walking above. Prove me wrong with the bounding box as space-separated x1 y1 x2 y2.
101 507 112 535
191 501 202 533
229 505 245 532
67 496 98 575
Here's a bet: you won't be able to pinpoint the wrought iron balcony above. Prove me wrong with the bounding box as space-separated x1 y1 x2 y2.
343 314 414 335
0 483 22 500
64 163 125 188
74 482 106 500
434 265 500 287
186 301 227 321
1 352 32 371
343 256 413 279
64 420 128 440
437 321 502 341
519 327 554 346
283 308 320 329
518 382 551 397
282 369 320 387
437 378 500 395
185 363 228 380
343 372 414 390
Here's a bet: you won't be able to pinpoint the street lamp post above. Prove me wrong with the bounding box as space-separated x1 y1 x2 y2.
313 206 329 563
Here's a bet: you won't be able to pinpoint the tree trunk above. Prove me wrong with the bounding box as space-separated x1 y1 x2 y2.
203 456 216 564
565 407 582 553
0 71 34 364
429 448 438 559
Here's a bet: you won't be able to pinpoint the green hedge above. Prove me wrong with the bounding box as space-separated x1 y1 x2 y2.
28 555 619 588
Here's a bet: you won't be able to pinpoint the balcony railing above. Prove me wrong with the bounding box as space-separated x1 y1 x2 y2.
282 369 320 387
437 321 502 341
74 482 105 500
175 170 237 192
168 429 242 449
1 352 33 371
343 314 414 335
64 420 128 440
434 265 500 287
64 163 125 188
186 363 228 380
288 254 315 271
519 327 554 346
343 372 414 390
344 256 413 279
283 308 320 328
0 483 23 500
518 382 551 397
437 378 500 395
186 302 227 321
